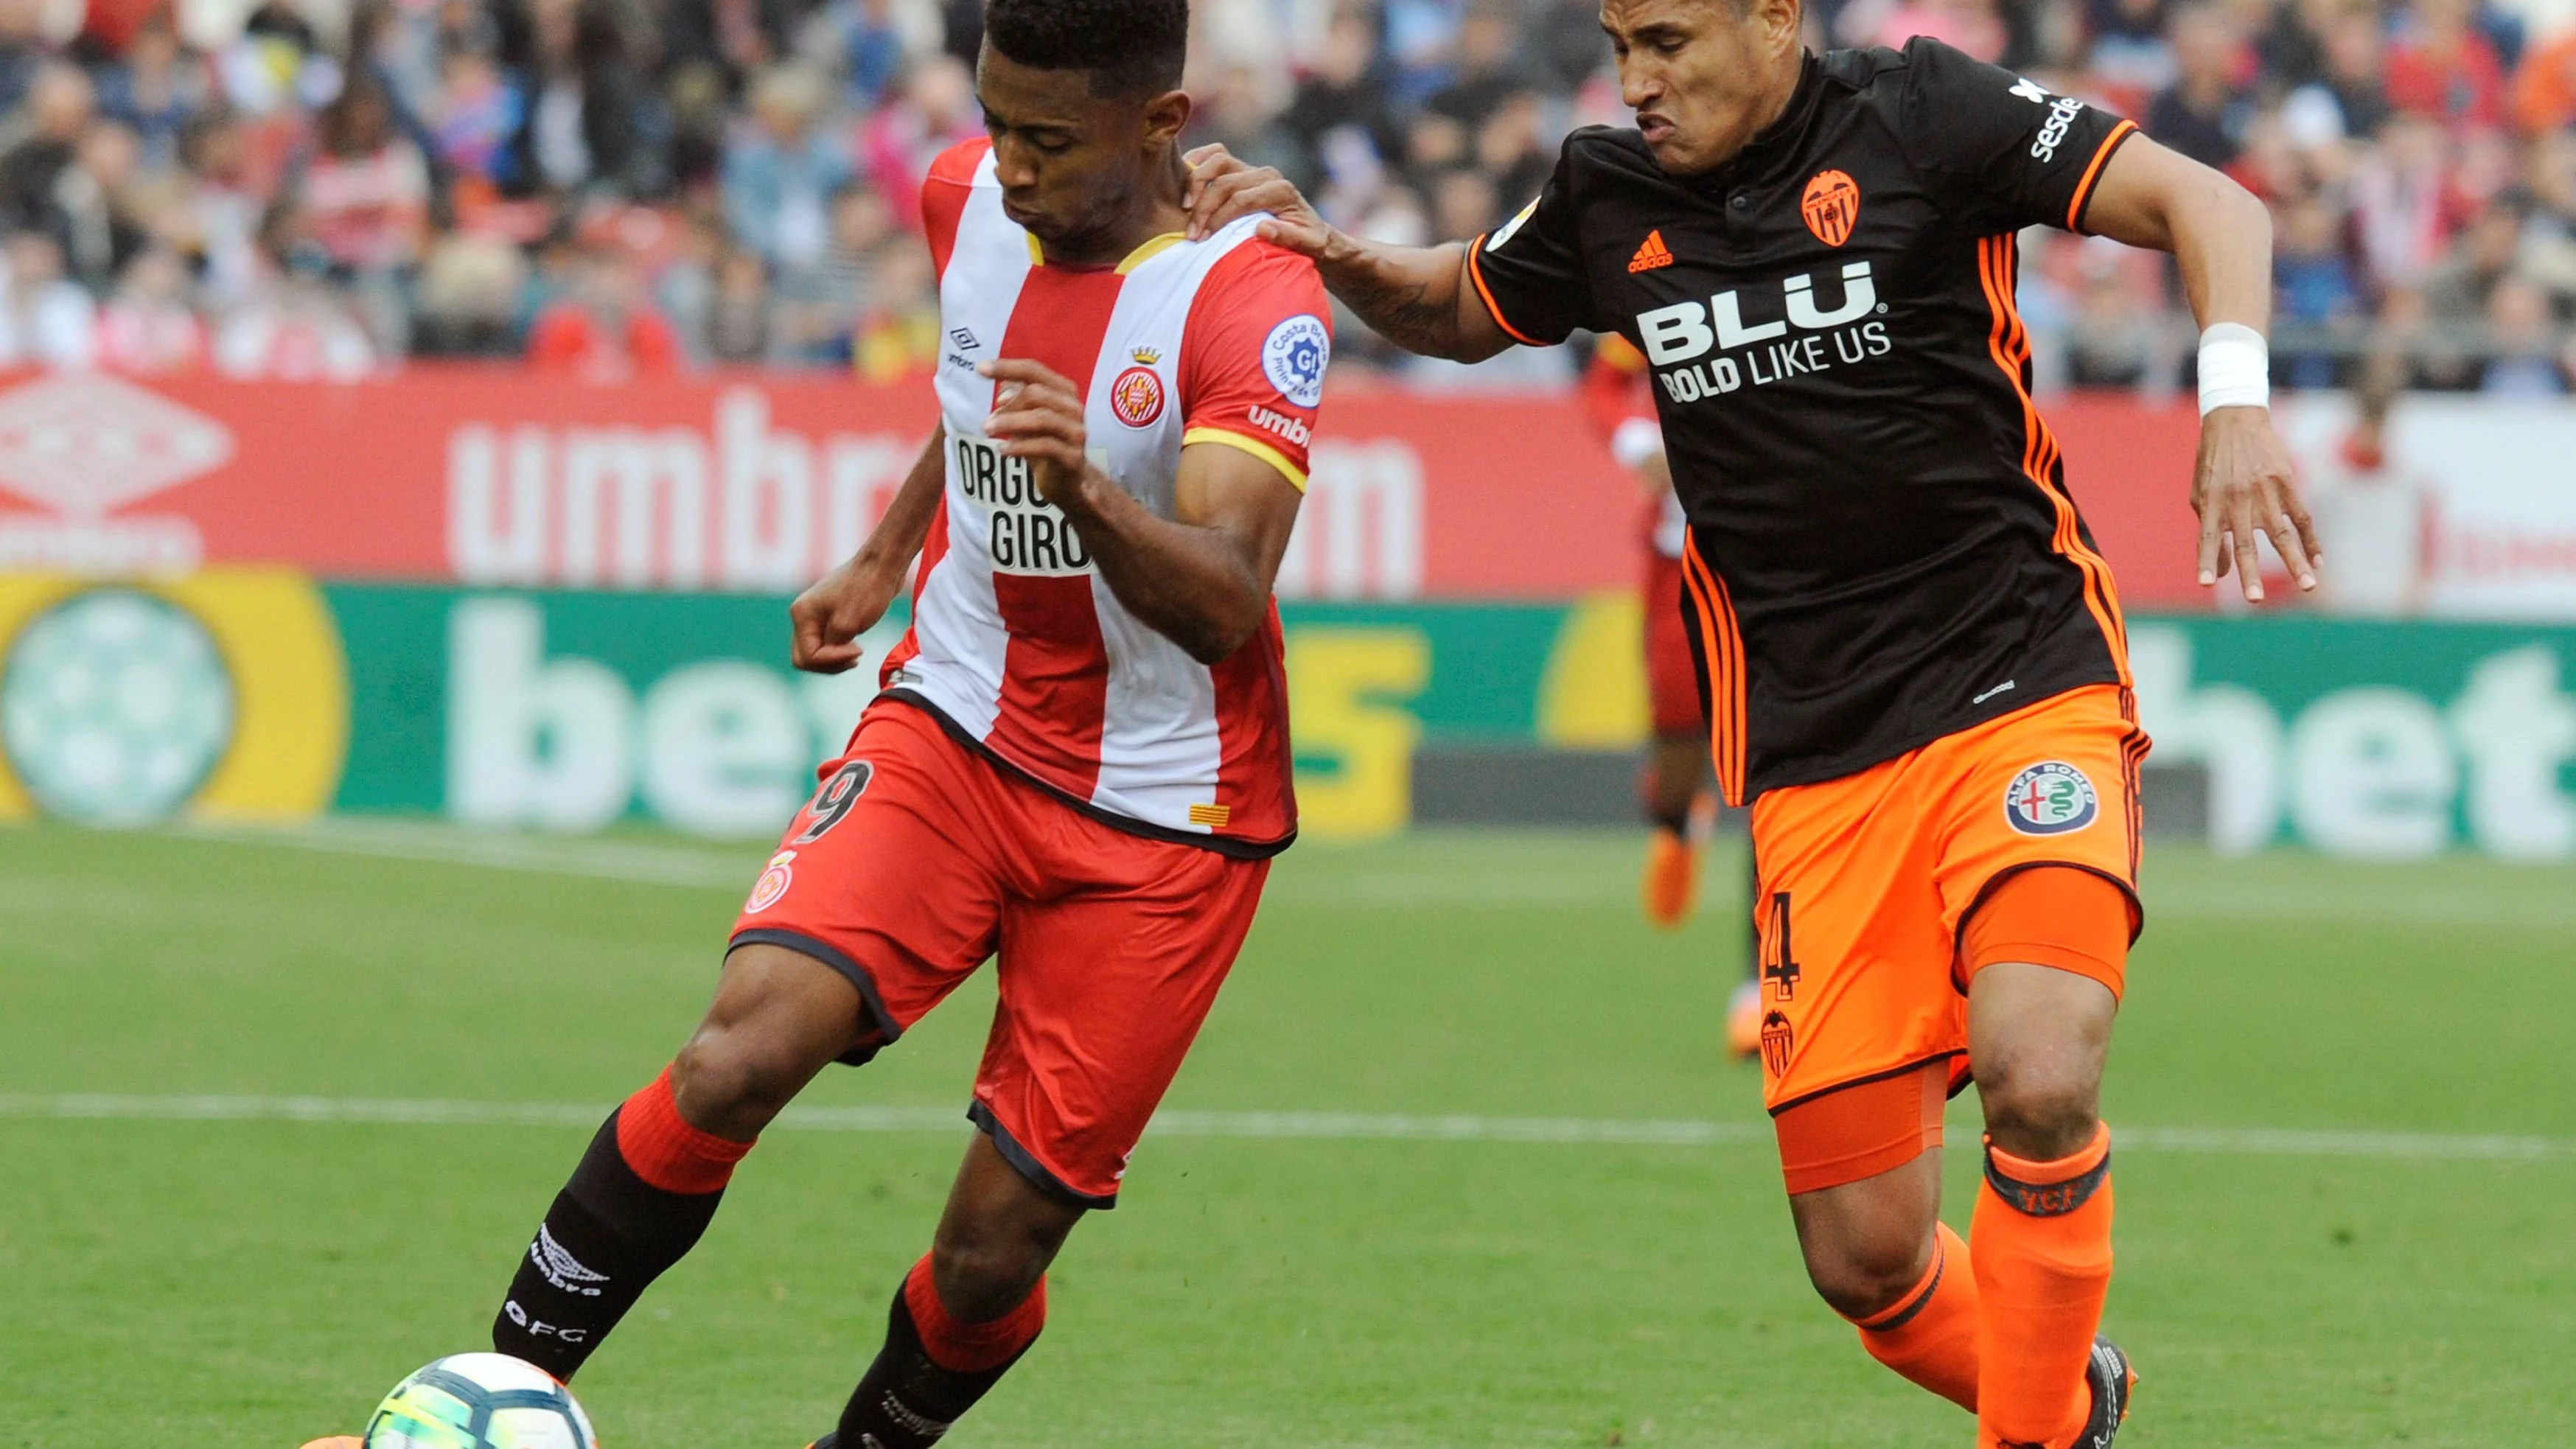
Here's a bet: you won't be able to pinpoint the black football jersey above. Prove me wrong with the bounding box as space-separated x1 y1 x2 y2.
1470 38 2143 803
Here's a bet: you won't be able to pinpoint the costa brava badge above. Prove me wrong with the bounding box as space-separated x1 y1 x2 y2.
2003 761 2100 836
1261 314 1330 408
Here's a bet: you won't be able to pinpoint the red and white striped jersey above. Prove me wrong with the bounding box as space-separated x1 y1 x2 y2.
876 139 1330 855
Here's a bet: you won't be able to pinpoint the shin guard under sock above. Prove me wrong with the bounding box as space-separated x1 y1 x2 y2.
492 1068 753 1378
1972 1123 2113 1449
1849 1220 1981 1412
837 1255 1046 1448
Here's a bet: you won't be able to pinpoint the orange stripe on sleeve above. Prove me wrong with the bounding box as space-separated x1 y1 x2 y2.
1465 238 1549 348
2064 119 2139 234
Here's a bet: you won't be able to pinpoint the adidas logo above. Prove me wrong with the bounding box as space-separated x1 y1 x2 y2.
1627 229 1675 273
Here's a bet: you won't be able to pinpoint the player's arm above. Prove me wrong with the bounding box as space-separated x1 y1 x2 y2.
2082 138 2321 599
789 422 946 674
1182 145 1514 363
982 360 1298 664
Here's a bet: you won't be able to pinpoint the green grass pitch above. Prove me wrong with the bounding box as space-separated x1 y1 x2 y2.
1 822 2572 1447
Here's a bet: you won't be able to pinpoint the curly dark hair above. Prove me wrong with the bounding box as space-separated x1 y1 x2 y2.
983 0 1188 97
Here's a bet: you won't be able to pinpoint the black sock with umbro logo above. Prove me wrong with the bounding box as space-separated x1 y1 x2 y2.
491 1072 747 1379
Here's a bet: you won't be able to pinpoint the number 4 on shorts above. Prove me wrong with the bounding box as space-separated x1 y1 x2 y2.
1762 890 1802 1000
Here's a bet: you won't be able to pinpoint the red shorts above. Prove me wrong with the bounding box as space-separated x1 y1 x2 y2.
729 699 1269 1208
1644 551 1705 739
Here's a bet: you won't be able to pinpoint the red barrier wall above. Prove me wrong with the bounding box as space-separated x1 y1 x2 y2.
0 369 2213 606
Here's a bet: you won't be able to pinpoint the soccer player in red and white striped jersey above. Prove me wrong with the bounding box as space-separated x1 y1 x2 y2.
473 5 1330 1445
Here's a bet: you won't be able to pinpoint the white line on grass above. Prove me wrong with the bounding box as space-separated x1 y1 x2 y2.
169 820 756 890
1 1094 2566 1161
160 820 2576 925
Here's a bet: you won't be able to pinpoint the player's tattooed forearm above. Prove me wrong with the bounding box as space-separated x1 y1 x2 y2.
1333 270 1459 354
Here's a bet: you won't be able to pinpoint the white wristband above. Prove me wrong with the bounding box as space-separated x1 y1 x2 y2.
1609 416 1664 469
2197 323 2269 416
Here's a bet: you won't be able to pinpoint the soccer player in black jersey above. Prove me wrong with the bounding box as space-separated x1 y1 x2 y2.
1188 2 2319 1445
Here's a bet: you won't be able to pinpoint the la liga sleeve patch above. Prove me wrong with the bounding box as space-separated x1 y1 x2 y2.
1261 315 1330 408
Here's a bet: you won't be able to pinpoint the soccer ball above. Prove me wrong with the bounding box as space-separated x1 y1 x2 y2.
360 1354 598 1449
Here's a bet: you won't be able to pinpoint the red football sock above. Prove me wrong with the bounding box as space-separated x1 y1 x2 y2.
1849 1220 1980 1412
1972 1123 2113 1449
614 1066 755 1193
903 1253 1047 1373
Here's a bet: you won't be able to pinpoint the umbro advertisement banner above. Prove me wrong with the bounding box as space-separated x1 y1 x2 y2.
0 368 2570 613
0 369 2570 613
0 369 1633 602
0 365 2387 610
1 570 2571 859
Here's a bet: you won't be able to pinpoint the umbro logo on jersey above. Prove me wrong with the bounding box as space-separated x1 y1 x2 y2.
1248 403 1310 447
1627 229 1675 273
949 327 980 352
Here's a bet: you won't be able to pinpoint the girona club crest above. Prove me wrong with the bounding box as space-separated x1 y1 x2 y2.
1801 169 1860 247
1110 361 1165 427
745 849 796 912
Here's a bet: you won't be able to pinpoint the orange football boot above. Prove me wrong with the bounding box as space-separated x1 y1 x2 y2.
1641 827 1701 929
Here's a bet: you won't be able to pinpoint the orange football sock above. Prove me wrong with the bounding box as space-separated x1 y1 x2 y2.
1849 1220 1980 1411
1972 1123 2113 1449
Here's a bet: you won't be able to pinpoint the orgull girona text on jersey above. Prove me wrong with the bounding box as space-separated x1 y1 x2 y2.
1634 261 1893 402
952 433 1095 576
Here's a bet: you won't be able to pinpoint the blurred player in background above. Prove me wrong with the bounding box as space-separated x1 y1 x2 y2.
1583 336 1763 1057
429 4 1328 1447
1185 0 2320 1443
2303 354 2427 617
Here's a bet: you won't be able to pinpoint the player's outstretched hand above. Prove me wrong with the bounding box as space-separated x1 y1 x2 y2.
982 358 1094 510
1182 144 1332 254
789 551 906 674
2193 404 2320 603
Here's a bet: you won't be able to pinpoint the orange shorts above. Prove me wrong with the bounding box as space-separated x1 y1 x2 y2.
729 700 1268 1208
1749 684 2149 1192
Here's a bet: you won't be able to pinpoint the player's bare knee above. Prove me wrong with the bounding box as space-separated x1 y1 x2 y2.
1800 1228 1933 1320
669 1028 803 1139
928 1226 1050 1322
1978 1058 2100 1162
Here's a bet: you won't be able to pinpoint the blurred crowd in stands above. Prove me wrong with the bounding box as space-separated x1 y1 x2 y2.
0 0 2568 390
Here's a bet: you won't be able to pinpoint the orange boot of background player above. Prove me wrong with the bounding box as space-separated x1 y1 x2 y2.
1641 826 1701 928
1641 792 1718 929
